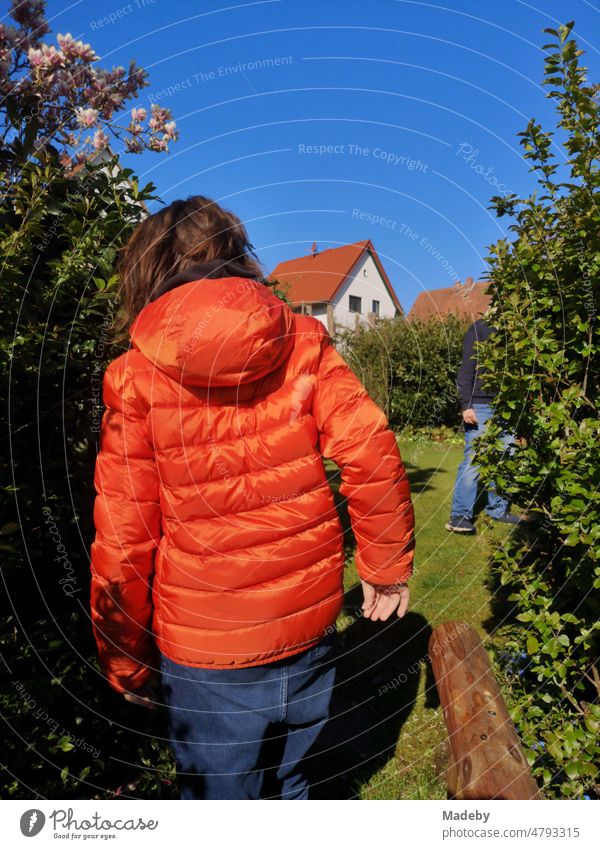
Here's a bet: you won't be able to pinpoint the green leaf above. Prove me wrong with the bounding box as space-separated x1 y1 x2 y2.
564 761 580 780
56 737 75 753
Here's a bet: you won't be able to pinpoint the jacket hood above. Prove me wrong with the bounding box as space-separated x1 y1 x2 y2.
129 276 296 387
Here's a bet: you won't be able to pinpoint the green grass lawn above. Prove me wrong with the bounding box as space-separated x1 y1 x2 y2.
308 436 517 800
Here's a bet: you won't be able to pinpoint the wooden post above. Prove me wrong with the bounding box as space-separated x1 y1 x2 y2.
326 303 335 337
428 621 542 800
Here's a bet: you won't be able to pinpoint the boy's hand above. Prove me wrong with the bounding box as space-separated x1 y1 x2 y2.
122 673 161 710
462 408 478 425
361 580 410 622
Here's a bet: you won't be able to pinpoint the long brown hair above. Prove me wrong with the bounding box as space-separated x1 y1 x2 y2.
112 195 263 338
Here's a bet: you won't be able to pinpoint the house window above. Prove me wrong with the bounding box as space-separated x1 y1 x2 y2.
363 268 368 277
372 300 380 316
349 295 362 313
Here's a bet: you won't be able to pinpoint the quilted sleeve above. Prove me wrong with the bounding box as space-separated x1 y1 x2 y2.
89 359 162 695
312 335 415 585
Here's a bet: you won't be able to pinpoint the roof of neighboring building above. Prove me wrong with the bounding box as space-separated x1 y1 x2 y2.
270 240 403 312
407 278 491 322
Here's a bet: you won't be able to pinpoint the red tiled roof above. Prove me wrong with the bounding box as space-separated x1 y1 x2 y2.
407 278 491 322
270 240 402 313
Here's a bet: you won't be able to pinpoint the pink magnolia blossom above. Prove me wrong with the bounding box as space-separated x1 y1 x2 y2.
75 106 98 127
10 0 50 39
27 46 45 68
0 23 19 48
57 32 97 63
124 136 143 153
93 128 109 150
150 103 169 122
148 136 168 151
28 43 64 69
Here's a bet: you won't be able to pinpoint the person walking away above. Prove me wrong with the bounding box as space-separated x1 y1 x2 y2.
446 317 518 534
89 195 415 799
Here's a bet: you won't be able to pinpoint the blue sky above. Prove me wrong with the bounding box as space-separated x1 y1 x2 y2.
43 0 599 311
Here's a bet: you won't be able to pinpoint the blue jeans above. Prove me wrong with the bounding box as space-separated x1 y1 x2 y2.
450 403 511 521
160 632 337 800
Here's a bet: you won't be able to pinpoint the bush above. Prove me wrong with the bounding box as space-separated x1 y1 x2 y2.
338 315 468 432
477 22 600 799
0 2 182 799
0 149 181 798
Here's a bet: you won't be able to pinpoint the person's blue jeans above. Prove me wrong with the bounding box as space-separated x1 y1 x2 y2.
450 403 511 521
159 631 337 800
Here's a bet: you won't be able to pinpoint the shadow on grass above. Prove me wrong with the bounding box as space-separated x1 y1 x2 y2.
325 464 355 553
481 521 539 636
404 461 444 495
472 480 498 522
441 449 525 636
306 584 438 799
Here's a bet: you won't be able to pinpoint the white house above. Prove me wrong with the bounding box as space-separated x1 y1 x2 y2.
270 240 403 334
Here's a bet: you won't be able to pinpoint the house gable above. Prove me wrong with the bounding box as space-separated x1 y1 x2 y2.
270 240 402 315
333 252 399 326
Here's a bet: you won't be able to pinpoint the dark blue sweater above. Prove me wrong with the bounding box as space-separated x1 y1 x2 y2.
456 319 496 411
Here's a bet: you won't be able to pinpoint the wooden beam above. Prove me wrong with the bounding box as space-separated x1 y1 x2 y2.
429 621 542 800
326 303 335 336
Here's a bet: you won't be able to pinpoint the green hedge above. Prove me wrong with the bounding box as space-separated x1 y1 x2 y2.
477 22 600 799
0 152 177 798
338 315 468 433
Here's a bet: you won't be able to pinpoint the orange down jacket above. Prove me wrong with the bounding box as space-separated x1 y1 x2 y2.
90 275 415 694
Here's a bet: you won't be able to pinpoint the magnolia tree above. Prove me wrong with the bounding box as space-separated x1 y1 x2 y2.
0 0 177 170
